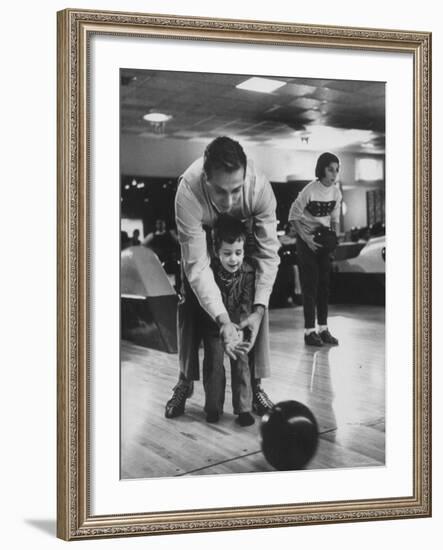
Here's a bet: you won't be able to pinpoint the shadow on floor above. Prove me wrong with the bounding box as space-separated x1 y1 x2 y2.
24 519 56 537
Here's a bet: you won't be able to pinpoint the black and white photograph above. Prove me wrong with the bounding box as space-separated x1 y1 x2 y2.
119 68 386 480
1 0 438 545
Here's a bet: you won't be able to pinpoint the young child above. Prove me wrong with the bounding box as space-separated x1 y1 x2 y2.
288 152 342 347
200 214 256 426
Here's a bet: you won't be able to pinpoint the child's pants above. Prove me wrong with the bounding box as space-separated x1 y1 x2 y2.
202 325 253 415
177 274 271 384
296 236 332 329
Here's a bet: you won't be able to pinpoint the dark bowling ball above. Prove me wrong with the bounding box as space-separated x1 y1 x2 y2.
260 400 319 470
313 226 338 253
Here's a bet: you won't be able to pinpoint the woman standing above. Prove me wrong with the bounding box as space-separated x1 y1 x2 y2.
288 152 342 346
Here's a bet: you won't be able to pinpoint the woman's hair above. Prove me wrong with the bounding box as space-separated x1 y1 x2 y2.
203 136 247 179
213 214 247 252
315 152 340 179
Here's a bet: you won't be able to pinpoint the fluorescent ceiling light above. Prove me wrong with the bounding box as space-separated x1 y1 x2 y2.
236 77 286 93
143 112 171 122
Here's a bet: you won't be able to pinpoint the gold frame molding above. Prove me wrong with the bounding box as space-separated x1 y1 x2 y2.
57 8 432 541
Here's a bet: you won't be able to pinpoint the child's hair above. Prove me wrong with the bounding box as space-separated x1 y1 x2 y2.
213 214 247 253
315 152 340 179
204 136 247 179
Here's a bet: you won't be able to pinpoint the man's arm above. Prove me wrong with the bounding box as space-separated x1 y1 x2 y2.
234 270 262 356
175 179 227 321
250 177 281 308
238 269 255 321
176 180 242 359
235 179 280 354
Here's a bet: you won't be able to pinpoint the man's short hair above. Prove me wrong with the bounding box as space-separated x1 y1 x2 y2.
315 152 340 179
213 214 247 252
203 136 247 179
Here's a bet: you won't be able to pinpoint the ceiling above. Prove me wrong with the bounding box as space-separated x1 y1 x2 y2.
120 68 385 154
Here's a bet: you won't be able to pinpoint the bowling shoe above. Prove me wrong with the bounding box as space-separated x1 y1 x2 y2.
304 332 323 346
164 383 190 418
252 386 274 416
319 329 339 345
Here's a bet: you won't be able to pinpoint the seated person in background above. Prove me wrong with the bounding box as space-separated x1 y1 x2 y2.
131 229 141 246
200 215 256 427
142 219 179 263
121 230 130 251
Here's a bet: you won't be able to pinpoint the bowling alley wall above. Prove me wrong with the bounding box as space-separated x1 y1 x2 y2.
121 134 385 234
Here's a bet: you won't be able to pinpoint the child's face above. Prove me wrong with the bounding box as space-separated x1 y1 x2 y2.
321 162 339 186
218 238 245 273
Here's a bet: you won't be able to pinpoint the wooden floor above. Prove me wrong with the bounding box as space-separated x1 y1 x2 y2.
121 305 385 479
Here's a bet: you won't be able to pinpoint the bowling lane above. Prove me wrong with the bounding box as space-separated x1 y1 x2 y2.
121 304 385 479
265 306 385 434
121 346 267 478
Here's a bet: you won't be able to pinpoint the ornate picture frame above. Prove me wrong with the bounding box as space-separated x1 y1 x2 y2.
57 8 431 540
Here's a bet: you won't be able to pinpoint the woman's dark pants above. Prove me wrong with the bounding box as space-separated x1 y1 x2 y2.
296 237 331 329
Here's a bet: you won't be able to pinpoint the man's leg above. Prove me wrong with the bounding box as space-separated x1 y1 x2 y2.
248 351 274 416
244 308 274 416
165 276 202 418
243 219 274 414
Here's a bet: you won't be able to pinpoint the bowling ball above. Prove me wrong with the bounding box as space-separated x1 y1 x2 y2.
313 226 338 253
260 400 319 470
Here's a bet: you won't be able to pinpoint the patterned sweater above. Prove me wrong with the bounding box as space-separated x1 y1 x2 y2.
288 179 342 235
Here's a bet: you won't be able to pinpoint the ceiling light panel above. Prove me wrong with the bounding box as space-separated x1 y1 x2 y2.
236 77 286 93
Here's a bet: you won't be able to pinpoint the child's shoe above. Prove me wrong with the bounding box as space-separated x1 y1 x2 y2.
236 412 255 427
206 411 220 423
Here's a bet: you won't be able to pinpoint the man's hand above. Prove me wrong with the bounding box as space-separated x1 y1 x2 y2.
236 305 266 355
219 322 242 359
216 313 242 360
